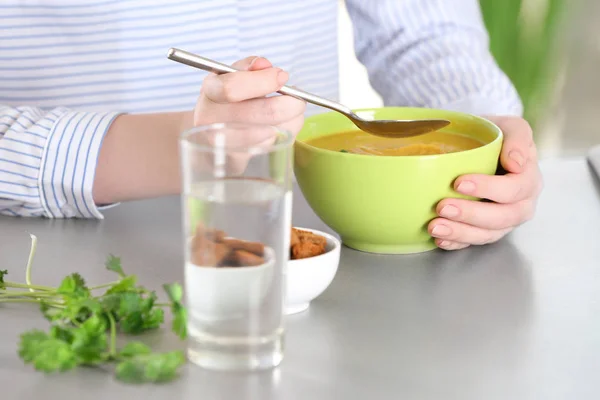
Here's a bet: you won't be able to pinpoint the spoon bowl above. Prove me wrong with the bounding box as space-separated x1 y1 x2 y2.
167 48 451 138
344 115 451 138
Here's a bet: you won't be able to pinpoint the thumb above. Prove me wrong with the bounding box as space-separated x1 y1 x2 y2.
486 116 534 174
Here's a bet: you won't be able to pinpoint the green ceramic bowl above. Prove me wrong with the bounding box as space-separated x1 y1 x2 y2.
294 107 503 254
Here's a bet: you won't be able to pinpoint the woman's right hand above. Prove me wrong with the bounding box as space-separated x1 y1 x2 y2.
193 56 306 136
186 56 305 174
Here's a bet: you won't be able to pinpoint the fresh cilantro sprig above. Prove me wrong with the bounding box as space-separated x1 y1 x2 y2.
1 235 188 384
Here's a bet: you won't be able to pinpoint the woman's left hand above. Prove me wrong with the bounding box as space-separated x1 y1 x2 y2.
428 116 543 250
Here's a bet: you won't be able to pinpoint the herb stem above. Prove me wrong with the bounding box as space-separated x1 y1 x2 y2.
0 291 59 298
89 282 121 291
107 313 117 357
2 282 55 291
0 298 64 307
25 234 38 293
155 303 171 307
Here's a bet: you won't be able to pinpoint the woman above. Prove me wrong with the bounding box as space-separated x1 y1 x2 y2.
0 0 542 250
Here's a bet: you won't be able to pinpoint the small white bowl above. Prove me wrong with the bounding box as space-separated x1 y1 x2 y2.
285 228 341 314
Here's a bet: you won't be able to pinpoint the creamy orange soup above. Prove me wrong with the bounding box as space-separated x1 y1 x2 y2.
307 130 484 156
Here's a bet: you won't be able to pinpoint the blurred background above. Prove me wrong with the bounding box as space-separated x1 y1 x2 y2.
337 0 595 158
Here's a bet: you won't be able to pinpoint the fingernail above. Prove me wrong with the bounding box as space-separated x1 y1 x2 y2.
248 56 261 69
438 240 450 248
456 181 476 194
509 150 525 167
439 205 460 218
431 224 451 237
277 70 289 85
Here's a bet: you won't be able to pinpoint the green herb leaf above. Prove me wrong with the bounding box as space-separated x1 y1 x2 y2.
105 275 137 295
140 291 157 314
171 304 187 340
115 351 186 383
106 255 125 278
18 330 78 373
163 283 187 340
117 292 143 315
63 297 103 324
100 293 121 313
116 292 164 334
18 330 50 363
142 308 165 331
69 315 109 365
162 283 183 304
118 341 152 359
120 311 144 334
0 269 7 288
40 302 63 322
36 341 78 372
57 273 89 298
49 325 74 343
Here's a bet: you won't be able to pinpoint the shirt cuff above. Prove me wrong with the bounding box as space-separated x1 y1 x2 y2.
39 110 121 219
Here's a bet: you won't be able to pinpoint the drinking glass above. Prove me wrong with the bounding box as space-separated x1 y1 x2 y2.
180 122 294 371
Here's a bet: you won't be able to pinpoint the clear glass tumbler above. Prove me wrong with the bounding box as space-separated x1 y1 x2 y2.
180 123 294 371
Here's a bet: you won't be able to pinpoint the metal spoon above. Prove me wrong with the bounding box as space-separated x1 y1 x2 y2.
167 48 450 138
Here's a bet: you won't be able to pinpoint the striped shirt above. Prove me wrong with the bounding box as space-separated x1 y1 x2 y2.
0 0 522 219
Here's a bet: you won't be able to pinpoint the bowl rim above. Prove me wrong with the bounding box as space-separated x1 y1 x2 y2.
288 227 341 264
294 106 503 160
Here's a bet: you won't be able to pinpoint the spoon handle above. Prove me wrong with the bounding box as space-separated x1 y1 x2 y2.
167 48 354 116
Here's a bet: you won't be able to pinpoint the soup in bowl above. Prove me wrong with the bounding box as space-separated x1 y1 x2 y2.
293 107 503 254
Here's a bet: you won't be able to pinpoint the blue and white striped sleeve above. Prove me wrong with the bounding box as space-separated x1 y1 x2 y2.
0 106 120 218
345 0 523 117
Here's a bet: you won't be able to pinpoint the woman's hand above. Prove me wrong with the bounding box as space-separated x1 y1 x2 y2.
428 116 543 250
187 56 306 175
193 56 306 136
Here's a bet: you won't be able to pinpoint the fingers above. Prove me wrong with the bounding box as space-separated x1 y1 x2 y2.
193 127 278 176
202 63 288 104
195 55 306 140
434 239 470 251
197 56 305 131
435 197 535 230
233 56 272 71
485 116 535 174
225 135 276 175
454 160 541 204
195 94 305 135
200 56 274 105
222 95 306 126
431 116 542 251
277 113 306 137
428 218 512 246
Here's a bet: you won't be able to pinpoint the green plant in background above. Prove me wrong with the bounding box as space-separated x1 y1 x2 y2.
479 0 569 129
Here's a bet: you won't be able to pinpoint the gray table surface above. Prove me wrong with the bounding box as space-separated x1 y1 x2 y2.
1 157 599 400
